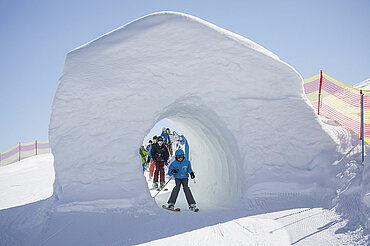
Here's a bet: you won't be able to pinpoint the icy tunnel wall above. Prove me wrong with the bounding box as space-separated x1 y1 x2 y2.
49 12 335 209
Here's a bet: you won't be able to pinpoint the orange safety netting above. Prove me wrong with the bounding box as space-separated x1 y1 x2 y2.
304 72 370 144
0 141 51 167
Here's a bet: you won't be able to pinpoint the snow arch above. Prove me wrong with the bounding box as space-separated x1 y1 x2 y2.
49 11 335 210
157 103 242 209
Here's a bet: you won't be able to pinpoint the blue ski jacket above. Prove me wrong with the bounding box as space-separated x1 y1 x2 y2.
181 136 189 160
148 144 153 158
161 131 171 144
168 158 193 179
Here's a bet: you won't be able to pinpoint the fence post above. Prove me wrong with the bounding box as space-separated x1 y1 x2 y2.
361 90 365 163
18 142 21 161
35 140 38 155
317 70 323 115
360 90 363 141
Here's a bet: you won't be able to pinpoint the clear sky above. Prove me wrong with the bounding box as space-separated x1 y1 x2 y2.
0 0 369 151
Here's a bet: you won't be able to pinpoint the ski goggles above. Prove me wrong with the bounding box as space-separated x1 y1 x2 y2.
158 140 164 144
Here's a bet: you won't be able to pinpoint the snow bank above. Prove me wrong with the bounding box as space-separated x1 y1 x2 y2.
49 11 336 210
354 78 370 90
0 154 54 210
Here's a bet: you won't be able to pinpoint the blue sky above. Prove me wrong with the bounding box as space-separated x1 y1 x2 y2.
0 0 369 151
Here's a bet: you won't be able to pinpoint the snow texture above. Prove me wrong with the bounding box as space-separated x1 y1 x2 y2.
49 11 335 211
354 78 370 90
0 154 54 210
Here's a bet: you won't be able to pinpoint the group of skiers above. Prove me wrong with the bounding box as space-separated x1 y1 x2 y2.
139 127 197 211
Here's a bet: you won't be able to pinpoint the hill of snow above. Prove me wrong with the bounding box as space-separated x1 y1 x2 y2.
354 78 370 90
0 11 368 245
0 154 54 210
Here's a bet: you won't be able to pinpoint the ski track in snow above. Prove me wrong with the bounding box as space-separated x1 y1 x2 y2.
0 155 362 245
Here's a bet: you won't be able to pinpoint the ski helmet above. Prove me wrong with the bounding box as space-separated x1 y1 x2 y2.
162 127 166 132
175 149 185 161
157 136 164 143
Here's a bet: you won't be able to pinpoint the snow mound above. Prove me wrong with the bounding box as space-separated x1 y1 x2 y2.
0 154 54 210
49 11 336 211
354 78 370 90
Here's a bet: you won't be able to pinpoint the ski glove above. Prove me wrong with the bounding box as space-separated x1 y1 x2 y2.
190 172 195 179
172 169 178 174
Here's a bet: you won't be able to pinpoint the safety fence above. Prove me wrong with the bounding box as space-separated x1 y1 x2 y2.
0 141 51 167
304 71 370 147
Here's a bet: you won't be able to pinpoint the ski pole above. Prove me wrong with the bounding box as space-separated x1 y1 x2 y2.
154 175 174 198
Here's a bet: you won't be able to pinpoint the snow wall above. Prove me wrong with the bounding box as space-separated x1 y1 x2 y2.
49 12 336 211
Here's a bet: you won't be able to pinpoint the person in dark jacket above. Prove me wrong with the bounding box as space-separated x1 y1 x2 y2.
166 149 197 211
150 136 170 189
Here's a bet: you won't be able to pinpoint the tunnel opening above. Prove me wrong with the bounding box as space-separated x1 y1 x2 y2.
141 104 243 211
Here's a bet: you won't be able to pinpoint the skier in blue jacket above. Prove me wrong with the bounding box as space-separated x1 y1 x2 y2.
166 149 197 211
179 135 189 160
161 128 171 144
161 127 172 156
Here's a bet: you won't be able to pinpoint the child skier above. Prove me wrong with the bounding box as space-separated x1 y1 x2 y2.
179 135 190 160
166 149 197 211
150 136 170 190
139 146 148 173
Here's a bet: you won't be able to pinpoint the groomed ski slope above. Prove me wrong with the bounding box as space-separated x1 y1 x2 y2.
0 154 54 210
0 153 362 245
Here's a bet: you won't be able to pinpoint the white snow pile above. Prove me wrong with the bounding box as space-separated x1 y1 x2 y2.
49 11 335 210
0 11 368 245
354 78 370 90
0 154 54 210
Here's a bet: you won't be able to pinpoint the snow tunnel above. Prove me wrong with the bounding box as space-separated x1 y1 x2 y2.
146 105 243 210
49 11 335 212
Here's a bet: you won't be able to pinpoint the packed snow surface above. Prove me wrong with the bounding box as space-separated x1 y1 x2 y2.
0 11 368 245
0 154 364 245
0 154 54 210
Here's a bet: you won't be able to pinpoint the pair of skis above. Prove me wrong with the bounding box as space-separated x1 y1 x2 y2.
162 205 199 212
153 175 174 198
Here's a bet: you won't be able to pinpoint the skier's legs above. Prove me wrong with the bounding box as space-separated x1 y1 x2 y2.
154 162 160 183
169 144 173 156
149 160 155 177
168 179 182 205
182 178 196 206
159 161 165 183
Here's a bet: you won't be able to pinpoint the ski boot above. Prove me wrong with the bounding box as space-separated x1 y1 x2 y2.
189 204 199 212
160 182 165 189
153 182 158 189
